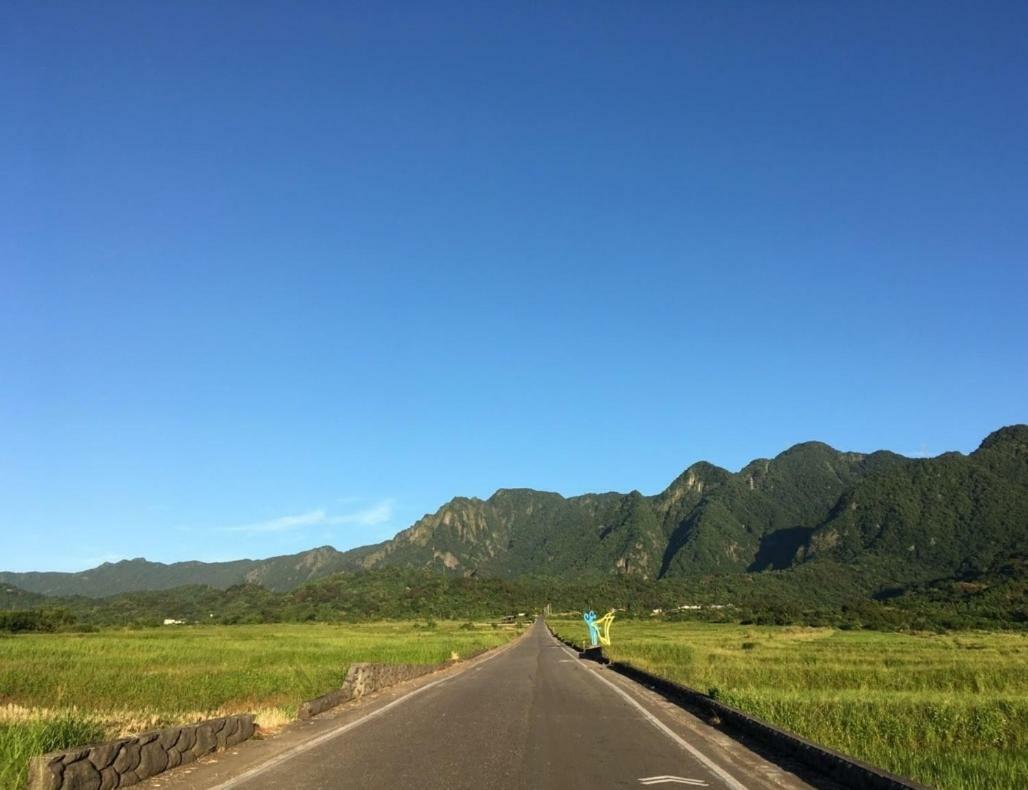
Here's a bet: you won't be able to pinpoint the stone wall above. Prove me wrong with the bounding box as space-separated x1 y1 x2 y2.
297 661 449 719
27 714 255 790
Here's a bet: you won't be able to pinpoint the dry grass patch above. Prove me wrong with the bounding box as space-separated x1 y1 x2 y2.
0 621 514 786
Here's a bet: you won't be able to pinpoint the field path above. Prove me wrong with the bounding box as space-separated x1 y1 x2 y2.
145 618 815 790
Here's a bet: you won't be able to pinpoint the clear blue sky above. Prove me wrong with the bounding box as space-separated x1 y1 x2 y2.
3 2 1026 572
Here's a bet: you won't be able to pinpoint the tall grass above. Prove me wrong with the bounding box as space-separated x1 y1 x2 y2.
0 621 514 787
0 716 106 788
551 620 1027 790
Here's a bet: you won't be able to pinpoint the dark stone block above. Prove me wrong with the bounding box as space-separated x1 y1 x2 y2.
158 726 181 749
174 727 196 753
98 766 119 790
299 688 347 718
61 758 102 790
216 718 237 749
112 741 140 775
220 717 241 748
138 739 169 778
88 740 126 771
26 756 63 790
136 731 159 746
192 724 216 757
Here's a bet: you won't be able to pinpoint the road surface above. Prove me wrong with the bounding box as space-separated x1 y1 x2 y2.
148 619 817 789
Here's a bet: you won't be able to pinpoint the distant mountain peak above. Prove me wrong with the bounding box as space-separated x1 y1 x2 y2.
3 426 1024 597
667 460 731 488
977 424 1028 451
779 440 839 454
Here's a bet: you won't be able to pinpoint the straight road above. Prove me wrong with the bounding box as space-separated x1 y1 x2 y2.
151 619 814 790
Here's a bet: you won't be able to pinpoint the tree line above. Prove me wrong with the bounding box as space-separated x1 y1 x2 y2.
2 559 1023 633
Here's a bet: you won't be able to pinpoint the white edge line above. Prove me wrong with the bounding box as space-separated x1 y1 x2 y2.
557 642 747 790
210 640 517 790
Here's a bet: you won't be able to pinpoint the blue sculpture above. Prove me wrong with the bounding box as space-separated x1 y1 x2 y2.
583 609 615 647
583 610 600 646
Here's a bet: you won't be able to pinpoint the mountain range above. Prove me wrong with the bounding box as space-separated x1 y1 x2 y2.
4 425 1026 598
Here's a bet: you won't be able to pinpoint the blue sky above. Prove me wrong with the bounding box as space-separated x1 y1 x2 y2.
3 2 1026 572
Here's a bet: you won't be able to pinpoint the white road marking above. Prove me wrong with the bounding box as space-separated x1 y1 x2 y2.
208 639 517 789
639 777 709 786
556 643 747 790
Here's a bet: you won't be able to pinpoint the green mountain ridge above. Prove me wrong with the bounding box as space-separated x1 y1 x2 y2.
3 425 1026 598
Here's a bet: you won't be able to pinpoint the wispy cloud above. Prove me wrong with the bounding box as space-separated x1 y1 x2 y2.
223 509 328 534
329 500 393 526
221 500 394 534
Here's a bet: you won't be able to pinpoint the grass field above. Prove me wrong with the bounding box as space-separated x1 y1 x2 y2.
551 619 1027 790
0 621 516 788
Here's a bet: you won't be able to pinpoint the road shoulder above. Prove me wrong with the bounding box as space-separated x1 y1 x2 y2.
549 637 819 790
140 633 525 790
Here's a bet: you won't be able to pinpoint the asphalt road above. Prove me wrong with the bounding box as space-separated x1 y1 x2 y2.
151 619 813 790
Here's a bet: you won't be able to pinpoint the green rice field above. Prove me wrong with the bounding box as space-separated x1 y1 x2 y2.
4 619 1023 789
551 619 1027 790
0 621 515 788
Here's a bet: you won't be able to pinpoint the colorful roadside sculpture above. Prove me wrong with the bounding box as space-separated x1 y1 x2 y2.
582 609 615 647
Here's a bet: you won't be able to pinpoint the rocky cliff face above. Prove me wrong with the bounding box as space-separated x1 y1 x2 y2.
343 427 1026 583
345 442 899 579
5 426 1026 596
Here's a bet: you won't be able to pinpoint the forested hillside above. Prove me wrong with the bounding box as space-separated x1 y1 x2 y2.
3 426 1025 598
338 425 1027 585
2 560 1024 632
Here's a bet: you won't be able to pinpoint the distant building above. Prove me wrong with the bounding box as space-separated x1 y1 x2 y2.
163 618 185 625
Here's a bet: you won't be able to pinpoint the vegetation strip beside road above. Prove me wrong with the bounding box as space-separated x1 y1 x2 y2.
0 620 520 788
549 619 1027 790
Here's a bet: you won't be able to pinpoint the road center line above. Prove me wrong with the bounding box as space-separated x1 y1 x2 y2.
555 641 747 790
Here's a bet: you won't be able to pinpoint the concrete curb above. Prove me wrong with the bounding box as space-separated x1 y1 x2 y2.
297 661 454 719
27 714 256 790
547 626 928 790
297 629 529 720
